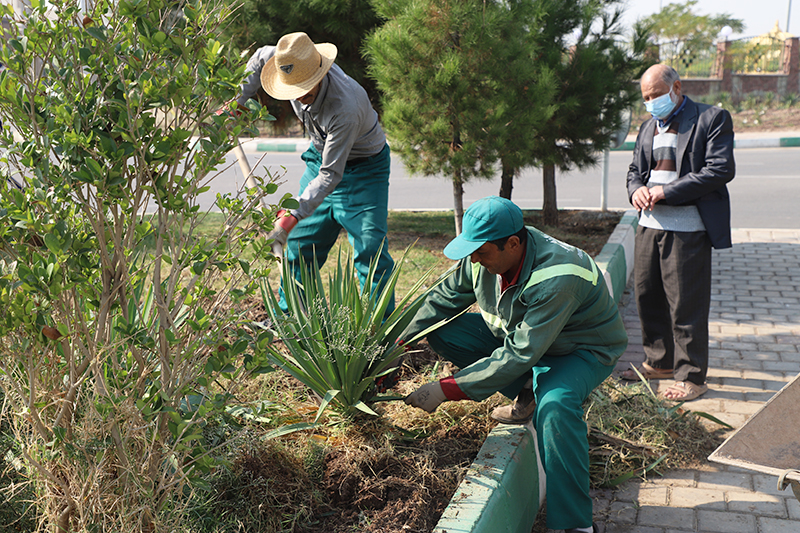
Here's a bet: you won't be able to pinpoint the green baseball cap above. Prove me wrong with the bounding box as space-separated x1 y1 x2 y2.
443 196 524 260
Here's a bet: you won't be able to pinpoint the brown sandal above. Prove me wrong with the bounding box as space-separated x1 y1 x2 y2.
661 381 708 402
619 362 674 381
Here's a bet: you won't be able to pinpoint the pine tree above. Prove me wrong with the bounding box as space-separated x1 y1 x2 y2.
366 0 554 233
527 1 650 226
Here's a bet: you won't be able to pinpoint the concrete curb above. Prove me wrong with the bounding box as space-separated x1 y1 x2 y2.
433 423 546 533
432 210 639 533
253 140 310 153
594 209 638 304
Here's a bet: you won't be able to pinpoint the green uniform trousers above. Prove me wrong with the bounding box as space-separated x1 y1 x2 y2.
427 313 614 530
279 144 395 314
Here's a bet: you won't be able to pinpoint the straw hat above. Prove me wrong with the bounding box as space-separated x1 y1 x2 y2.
261 32 337 100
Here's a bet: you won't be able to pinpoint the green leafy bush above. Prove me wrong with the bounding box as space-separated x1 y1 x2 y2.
0 0 291 530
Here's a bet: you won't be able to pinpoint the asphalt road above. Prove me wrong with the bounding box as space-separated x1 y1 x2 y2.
202 145 800 229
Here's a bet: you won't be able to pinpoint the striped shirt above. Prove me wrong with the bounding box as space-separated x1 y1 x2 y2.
639 121 706 233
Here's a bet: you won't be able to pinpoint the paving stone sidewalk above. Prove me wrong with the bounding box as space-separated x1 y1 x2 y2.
594 229 800 533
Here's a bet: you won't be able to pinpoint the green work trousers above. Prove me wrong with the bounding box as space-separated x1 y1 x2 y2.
279 144 395 314
426 313 614 530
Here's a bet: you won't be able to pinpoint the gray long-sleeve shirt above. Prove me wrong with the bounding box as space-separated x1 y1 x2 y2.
289 64 386 220
236 46 276 107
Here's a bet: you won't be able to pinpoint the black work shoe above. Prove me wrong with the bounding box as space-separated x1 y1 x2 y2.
491 378 535 424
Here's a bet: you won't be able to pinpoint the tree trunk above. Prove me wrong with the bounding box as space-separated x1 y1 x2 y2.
452 168 465 235
499 160 515 199
542 163 558 226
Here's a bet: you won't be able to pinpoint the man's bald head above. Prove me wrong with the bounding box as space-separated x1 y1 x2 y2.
640 63 683 112
641 64 680 90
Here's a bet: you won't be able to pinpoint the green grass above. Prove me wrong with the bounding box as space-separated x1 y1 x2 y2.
188 209 620 299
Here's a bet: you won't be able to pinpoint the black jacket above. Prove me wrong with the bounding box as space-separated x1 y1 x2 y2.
626 97 736 249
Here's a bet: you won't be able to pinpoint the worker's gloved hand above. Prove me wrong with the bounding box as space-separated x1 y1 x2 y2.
405 381 448 413
375 365 401 393
267 209 298 257
214 100 242 118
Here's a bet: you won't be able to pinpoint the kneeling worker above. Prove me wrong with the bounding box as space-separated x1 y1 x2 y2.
401 196 627 533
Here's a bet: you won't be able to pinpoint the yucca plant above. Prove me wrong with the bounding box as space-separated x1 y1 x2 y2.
259 245 454 421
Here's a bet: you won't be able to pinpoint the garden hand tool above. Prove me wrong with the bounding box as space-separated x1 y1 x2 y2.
231 139 270 211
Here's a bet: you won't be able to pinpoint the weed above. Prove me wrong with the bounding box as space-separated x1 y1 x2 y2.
584 378 724 487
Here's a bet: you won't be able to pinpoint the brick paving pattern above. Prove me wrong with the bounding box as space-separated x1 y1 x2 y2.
595 229 800 533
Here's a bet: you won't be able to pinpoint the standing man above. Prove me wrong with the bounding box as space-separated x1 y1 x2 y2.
261 32 394 313
621 64 735 401
402 196 627 533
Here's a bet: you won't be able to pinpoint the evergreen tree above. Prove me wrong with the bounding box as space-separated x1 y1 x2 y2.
226 0 382 105
366 0 554 233
642 0 744 45
527 1 650 226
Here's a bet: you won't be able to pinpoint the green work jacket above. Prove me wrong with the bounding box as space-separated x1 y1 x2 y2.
404 227 628 401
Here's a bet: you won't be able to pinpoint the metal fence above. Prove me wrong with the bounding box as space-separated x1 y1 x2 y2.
657 39 718 78
726 35 786 74
656 35 789 78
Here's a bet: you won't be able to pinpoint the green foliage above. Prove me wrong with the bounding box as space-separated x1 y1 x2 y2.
694 91 738 112
0 0 289 529
367 0 647 227
366 0 552 230
259 246 451 420
514 0 650 224
225 0 382 104
531 2 649 171
366 0 510 178
641 0 744 45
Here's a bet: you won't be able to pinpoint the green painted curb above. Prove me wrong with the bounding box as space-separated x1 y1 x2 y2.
779 137 800 147
595 242 626 301
433 211 638 533
610 141 636 151
255 142 298 152
434 424 544 533
594 210 638 304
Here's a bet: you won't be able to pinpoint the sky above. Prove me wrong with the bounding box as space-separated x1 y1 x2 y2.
619 0 800 38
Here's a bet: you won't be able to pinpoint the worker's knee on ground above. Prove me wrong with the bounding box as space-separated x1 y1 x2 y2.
425 328 450 357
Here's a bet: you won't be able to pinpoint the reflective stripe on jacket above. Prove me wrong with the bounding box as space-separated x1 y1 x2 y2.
402 227 628 400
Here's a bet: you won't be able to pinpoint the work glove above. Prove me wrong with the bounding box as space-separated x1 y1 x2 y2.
267 209 297 259
214 100 242 118
375 365 402 393
405 381 448 413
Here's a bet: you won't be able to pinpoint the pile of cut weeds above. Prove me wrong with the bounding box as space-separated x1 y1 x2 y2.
199 343 505 533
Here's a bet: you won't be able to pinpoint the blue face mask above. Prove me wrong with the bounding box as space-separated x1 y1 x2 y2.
644 89 677 119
